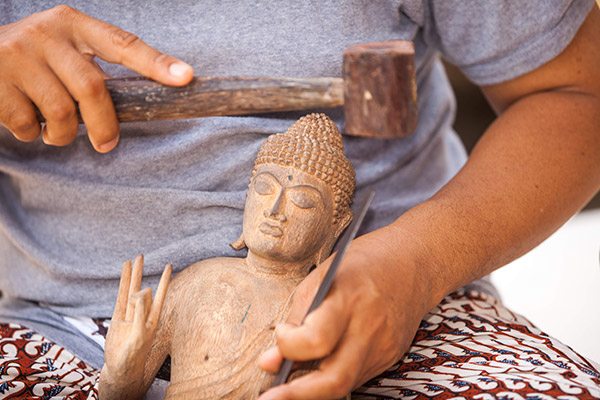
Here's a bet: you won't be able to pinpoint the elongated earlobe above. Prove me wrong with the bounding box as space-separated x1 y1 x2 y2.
334 212 353 240
230 235 246 251
314 211 353 264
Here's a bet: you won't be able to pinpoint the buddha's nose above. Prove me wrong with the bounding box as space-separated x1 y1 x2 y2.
264 191 287 222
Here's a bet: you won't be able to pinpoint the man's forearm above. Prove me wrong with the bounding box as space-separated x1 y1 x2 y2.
386 89 600 309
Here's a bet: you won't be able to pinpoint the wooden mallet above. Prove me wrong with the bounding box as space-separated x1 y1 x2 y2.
39 40 417 139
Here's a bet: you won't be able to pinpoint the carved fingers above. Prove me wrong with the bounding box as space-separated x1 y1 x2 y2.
148 263 172 329
111 254 172 331
125 255 145 321
112 259 132 321
133 288 152 336
103 255 171 391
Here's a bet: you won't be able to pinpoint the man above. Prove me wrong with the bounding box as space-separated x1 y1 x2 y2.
0 1 599 399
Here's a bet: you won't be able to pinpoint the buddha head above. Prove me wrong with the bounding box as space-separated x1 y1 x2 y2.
235 113 356 266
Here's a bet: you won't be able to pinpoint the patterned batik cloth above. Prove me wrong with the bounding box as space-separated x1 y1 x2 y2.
0 324 98 399
354 291 600 399
1 290 599 399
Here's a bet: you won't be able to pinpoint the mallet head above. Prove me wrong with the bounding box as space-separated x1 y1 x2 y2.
343 40 417 139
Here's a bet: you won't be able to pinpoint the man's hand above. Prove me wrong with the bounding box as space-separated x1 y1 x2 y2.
257 5 600 400
0 5 193 152
257 226 439 400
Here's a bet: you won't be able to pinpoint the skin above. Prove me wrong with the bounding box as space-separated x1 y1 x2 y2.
0 5 193 153
256 6 600 400
3 5 599 400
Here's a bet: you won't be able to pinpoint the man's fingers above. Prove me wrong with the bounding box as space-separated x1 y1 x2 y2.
46 43 119 152
286 263 330 325
275 295 350 361
72 12 193 86
126 254 144 321
87 57 111 79
147 264 172 329
257 346 283 373
0 83 40 142
17 64 78 147
0 6 192 153
260 331 367 400
113 260 132 321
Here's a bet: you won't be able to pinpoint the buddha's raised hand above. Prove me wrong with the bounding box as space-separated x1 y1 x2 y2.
99 255 172 400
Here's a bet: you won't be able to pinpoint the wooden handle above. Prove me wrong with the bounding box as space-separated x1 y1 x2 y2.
36 76 344 122
34 40 417 139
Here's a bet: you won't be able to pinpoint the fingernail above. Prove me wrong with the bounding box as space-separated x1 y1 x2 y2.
98 137 119 153
169 62 192 77
276 322 295 332
274 323 288 336
258 391 277 400
41 126 51 145
257 351 269 367
257 346 279 365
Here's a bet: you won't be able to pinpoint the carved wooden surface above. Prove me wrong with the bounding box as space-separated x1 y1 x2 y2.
98 114 357 399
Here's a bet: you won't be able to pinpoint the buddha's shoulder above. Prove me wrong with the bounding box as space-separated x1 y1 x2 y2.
167 257 257 304
173 257 248 283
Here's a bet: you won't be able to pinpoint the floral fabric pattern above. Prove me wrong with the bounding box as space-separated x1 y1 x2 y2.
1 290 599 399
355 291 600 399
0 324 97 399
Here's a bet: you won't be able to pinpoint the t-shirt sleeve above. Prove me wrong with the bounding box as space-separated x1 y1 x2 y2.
0 4 10 25
426 0 596 85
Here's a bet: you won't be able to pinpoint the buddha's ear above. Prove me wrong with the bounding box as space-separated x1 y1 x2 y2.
230 234 246 251
333 211 353 240
315 211 353 265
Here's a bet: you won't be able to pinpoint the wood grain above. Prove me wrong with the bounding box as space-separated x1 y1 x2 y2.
35 76 344 123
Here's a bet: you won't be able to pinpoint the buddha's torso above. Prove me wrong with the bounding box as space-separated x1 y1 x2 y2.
161 257 301 399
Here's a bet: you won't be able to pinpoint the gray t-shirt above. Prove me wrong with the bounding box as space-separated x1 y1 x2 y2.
0 0 594 369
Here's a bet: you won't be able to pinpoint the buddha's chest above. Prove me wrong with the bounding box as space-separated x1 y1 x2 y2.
166 270 293 395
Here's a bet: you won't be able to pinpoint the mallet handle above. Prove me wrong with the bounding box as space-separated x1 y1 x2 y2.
35 76 343 123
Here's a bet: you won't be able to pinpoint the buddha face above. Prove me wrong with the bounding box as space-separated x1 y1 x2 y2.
242 163 335 263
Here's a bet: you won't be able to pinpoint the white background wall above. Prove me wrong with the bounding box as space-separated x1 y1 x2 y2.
492 208 600 364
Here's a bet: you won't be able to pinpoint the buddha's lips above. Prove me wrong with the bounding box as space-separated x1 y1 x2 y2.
259 222 283 237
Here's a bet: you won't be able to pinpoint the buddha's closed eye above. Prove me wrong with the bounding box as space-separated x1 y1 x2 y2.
253 172 323 209
254 174 278 195
288 187 322 209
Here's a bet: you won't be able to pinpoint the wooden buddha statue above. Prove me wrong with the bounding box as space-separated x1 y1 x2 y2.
99 113 356 399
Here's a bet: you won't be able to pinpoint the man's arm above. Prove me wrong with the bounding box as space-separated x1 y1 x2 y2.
408 3 600 296
258 5 600 400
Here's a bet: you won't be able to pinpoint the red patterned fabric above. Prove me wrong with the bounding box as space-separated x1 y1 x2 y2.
0 324 97 399
355 291 600 399
1 290 599 399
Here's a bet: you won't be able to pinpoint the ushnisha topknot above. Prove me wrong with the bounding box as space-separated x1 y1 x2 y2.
252 113 355 223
